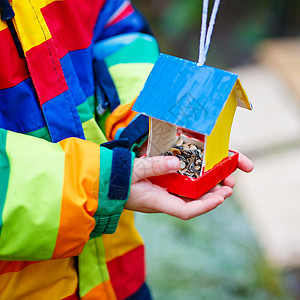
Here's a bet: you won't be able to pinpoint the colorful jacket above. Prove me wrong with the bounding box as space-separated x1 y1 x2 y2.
0 0 159 299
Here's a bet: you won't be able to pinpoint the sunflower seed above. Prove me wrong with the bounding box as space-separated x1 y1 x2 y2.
162 141 204 178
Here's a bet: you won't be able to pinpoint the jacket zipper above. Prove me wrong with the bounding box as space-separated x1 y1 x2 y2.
0 0 25 58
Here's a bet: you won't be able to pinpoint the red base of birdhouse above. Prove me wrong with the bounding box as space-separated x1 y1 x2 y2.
148 150 239 199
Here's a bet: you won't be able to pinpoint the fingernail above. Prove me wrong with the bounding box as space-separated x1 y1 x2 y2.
224 189 233 199
167 157 180 171
218 198 225 205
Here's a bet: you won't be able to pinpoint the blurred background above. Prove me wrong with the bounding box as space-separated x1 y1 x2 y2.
133 0 300 299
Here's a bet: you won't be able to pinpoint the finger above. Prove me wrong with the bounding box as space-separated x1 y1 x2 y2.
154 186 233 220
221 175 236 188
201 185 221 196
132 156 180 183
170 185 222 205
237 152 254 173
199 185 233 201
180 186 233 219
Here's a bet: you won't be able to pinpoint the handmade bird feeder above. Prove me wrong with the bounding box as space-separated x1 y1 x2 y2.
133 53 252 199
133 0 252 199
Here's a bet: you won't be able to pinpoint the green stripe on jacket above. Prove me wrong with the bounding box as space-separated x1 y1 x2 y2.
0 129 10 236
0 131 64 260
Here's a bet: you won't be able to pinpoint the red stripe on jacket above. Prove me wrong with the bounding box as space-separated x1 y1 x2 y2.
26 39 69 105
62 289 79 300
41 0 106 59
107 245 145 300
105 1 135 28
0 28 29 89
0 261 39 275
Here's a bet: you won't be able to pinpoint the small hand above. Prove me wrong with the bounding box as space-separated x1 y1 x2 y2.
125 156 234 220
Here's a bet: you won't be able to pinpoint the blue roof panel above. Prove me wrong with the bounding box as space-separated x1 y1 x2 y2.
133 53 238 135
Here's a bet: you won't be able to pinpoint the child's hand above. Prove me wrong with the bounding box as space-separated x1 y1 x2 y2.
125 156 231 220
125 154 253 220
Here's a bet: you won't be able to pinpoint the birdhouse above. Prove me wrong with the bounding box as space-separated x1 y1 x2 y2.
133 53 252 199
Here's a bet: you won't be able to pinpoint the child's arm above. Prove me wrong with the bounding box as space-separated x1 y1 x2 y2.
0 129 134 261
0 131 252 261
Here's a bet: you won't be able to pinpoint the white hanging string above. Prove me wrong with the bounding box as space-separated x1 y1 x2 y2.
198 0 221 66
198 0 209 67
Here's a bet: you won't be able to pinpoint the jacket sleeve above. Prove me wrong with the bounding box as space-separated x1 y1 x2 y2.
0 128 134 261
92 0 160 149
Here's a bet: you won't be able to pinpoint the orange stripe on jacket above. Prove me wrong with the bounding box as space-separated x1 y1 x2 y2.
52 138 99 259
105 101 137 141
103 210 143 262
0 258 77 300
81 280 116 300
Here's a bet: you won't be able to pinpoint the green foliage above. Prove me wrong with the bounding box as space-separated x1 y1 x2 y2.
136 196 292 299
134 0 300 67
160 0 202 37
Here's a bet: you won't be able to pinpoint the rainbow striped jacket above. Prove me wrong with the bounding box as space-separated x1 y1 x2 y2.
0 0 159 299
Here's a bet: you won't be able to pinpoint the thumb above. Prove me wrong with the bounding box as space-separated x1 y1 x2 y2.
132 156 180 183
